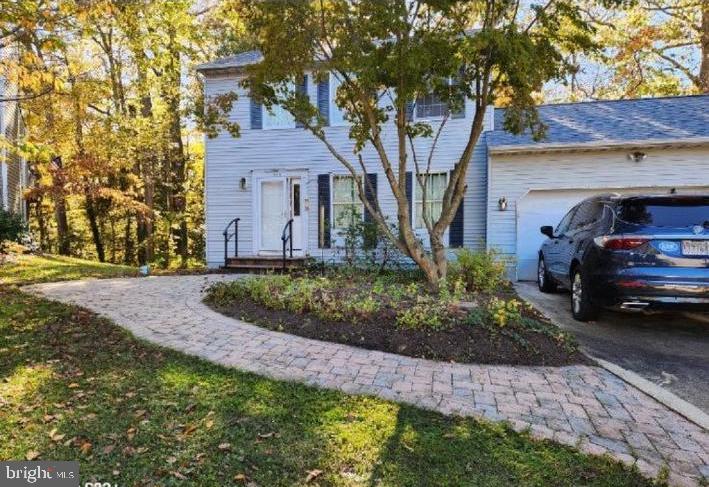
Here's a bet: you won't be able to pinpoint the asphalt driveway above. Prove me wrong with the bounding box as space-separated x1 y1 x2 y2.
516 281 709 413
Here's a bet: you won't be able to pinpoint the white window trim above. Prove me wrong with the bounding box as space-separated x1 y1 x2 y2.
413 171 448 231
414 77 466 122
330 174 364 231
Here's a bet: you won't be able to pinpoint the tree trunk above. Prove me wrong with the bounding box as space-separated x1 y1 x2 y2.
51 157 71 256
85 194 105 262
124 213 133 264
164 25 188 268
701 2 709 93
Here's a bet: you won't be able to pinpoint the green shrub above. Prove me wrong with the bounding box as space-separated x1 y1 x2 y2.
450 248 510 294
487 297 522 327
0 208 25 253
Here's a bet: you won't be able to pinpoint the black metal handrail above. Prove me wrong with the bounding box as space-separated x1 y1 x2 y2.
281 218 294 270
223 217 241 266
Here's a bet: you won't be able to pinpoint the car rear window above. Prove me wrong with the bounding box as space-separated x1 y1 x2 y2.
618 197 709 228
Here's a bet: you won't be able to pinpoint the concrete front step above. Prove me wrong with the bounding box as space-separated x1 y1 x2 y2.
223 255 307 272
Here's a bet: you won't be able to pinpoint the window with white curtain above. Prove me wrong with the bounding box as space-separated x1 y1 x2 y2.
415 173 447 228
332 175 362 229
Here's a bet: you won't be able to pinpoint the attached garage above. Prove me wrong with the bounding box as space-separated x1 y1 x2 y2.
487 145 709 280
484 95 709 281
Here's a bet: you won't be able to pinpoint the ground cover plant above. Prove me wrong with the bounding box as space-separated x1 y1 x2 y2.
0 254 657 486
205 251 587 366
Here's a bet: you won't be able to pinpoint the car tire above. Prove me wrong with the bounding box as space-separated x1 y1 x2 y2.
571 267 599 322
537 256 557 293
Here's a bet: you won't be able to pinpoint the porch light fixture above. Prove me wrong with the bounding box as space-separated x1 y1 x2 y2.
239 177 247 190
627 151 646 163
498 197 507 211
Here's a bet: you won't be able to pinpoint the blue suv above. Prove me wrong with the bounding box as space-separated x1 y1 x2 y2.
537 194 709 321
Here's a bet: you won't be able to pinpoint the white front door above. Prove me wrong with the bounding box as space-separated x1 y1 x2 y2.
259 178 287 251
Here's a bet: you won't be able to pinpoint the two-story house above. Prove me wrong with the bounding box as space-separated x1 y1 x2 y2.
0 49 29 222
198 50 709 279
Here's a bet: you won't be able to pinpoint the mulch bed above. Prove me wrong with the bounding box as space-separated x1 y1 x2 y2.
207 296 590 367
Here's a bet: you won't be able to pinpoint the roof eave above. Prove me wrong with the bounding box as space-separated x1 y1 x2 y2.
488 136 709 155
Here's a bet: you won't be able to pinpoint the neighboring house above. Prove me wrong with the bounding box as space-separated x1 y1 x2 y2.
197 51 709 279
0 51 29 222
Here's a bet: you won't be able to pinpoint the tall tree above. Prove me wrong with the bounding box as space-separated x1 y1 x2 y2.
549 0 707 100
242 0 602 287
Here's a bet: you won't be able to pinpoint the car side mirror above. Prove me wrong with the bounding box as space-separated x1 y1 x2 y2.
540 225 555 238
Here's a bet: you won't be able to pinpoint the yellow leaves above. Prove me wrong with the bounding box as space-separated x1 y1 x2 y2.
48 428 66 442
79 441 92 456
25 450 41 461
305 469 323 483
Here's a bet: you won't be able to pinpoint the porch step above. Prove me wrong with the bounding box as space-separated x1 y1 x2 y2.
223 255 307 273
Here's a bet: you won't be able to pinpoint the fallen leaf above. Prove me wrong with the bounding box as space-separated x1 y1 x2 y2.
258 432 275 439
102 445 115 455
68 383 80 389
166 456 177 465
112 470 120 476
218 443 231 451
134 409 147 418
126 428 136 441
184 403 197 413
79 442 92 455
182 424 197 436
26 451 40 461
234 473 248 483
205 419 214 429
171 471 187 480
305 469 323 483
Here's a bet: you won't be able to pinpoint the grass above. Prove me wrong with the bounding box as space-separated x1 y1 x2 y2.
0 254 659 486
0 253 138 285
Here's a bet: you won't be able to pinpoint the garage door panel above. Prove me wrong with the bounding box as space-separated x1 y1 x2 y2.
515 186 709 281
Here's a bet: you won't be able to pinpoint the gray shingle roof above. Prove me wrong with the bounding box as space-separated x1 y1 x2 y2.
488 95 709 149
196 50 263 72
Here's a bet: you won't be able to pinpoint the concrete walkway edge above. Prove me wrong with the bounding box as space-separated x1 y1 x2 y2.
594 357 709 431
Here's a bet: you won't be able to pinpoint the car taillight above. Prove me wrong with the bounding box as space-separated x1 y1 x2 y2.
594 236 650 250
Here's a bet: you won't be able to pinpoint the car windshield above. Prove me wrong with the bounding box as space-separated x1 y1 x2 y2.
617 197 709 228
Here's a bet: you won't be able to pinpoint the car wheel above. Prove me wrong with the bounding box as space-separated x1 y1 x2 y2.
571 268 599 322
537 256 557 293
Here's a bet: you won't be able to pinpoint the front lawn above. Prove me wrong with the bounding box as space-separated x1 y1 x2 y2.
0 253 138 285
205 270 587 366
0 255 656 485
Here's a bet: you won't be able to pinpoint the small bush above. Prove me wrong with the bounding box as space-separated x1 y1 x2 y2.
0 208 25 253
487 297 522 327
450 248 509 293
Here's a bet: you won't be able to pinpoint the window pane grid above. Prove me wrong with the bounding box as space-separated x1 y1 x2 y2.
415 173 446 228
333 175 362 229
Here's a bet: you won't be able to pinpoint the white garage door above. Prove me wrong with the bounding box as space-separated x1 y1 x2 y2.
515 186 708 281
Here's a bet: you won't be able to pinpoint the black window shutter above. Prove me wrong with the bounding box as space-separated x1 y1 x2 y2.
405 171 413 225
317 74 330 126
363 173 378 248
250 97 262 129
295 75 308 128
318 174 331 248
449 170 464 247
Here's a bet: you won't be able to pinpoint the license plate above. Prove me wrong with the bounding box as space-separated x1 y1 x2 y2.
682 240 709 256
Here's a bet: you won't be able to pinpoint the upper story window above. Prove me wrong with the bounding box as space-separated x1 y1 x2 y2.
415 77 465 120
415 172 447 229
332 175 362 229
416 93 448 119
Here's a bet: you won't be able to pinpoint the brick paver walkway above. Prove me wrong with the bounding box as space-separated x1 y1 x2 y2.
27 275 709 486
